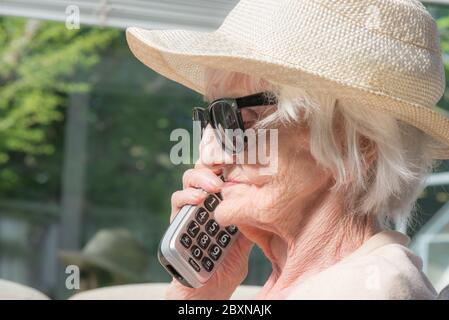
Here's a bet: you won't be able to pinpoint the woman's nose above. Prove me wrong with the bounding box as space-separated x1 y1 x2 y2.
198 124 233 169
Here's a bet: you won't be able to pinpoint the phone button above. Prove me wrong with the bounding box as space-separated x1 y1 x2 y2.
201 257 214 272
191 245 203 260
195 208 209 225
180 233 192 248
216 231 231 248
204 195 219 212
205 219 220 237
197 232 211 250
188 258 201 272
225 225 238 235
187 221 200 237
208 244 222 261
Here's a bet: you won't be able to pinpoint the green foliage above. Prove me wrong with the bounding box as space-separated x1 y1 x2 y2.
0 17 118 192
84 41 200 219
5 8 449 295
435 8 449 113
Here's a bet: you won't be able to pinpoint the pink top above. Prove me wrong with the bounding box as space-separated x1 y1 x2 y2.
287 231 437 300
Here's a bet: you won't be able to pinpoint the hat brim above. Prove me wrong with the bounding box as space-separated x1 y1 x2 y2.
59 251 141 281
126 27 449 159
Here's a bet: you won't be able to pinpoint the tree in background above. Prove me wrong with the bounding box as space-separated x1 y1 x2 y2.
0 17 203 287
411 7 449 236
436 6 449 113
2 8 449 294
0 17 118 194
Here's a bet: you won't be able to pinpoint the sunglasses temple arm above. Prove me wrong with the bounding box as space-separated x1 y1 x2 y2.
235 92 277 109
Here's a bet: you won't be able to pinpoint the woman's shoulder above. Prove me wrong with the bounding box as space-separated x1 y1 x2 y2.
287 233 438 300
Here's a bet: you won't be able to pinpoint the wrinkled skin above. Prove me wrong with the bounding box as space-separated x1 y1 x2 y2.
166 86 378 299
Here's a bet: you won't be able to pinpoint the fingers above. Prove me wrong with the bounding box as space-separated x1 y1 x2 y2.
170 188 207 221
182 168 223 192
170 167 223 222
194 159 223 174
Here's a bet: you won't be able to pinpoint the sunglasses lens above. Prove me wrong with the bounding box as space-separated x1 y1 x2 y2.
193 108 208 136
210 101 244 153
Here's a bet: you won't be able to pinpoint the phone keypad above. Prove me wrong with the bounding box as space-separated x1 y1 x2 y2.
195 208 209 225
205 219 220 237
188 258 201 272
187 221 200 237
180 233 192 248
177 184 239 275
216 231 231 248
197 232 211 249
191 245 203 260
225 225 238 235
201 257 214 272
208 244 222 261
204 195 219 212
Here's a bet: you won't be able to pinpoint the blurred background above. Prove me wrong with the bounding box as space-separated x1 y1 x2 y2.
0 0 448 299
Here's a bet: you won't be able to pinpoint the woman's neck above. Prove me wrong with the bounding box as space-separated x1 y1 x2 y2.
253 190 380 299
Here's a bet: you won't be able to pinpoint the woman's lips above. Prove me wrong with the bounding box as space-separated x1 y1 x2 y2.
223 181 240 187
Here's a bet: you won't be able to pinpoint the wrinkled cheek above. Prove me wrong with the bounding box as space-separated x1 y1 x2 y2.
214 197 247 227
220 183 246 200
215 185 270 227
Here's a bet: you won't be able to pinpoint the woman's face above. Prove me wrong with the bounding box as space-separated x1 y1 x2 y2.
199 86 333 244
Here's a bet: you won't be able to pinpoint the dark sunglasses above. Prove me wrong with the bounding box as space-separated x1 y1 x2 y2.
192 91 278 154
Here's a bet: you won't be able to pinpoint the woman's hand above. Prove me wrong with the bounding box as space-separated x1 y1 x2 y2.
165 166 254 300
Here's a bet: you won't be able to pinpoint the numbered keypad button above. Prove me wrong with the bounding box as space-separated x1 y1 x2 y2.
187 220 200 237
205 219 220 237
225 225 238 235
180 233 192 248
201 257 214 272
188 258 201 272
191 245 203 260
195 208 209 225
216 231 231 248
204 195 219 212
208 244 222 261
197 232 211 250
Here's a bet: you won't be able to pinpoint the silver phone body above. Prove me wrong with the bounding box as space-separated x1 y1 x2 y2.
158 194 239 288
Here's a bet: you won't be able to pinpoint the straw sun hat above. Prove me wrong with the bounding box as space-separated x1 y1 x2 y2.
126 0 449 159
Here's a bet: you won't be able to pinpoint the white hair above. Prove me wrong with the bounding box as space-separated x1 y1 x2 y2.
205 69 442 229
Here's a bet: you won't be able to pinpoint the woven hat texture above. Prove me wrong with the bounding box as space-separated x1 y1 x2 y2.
127 0 449 158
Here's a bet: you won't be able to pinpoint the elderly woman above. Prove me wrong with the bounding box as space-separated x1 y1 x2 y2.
127 0 449 299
